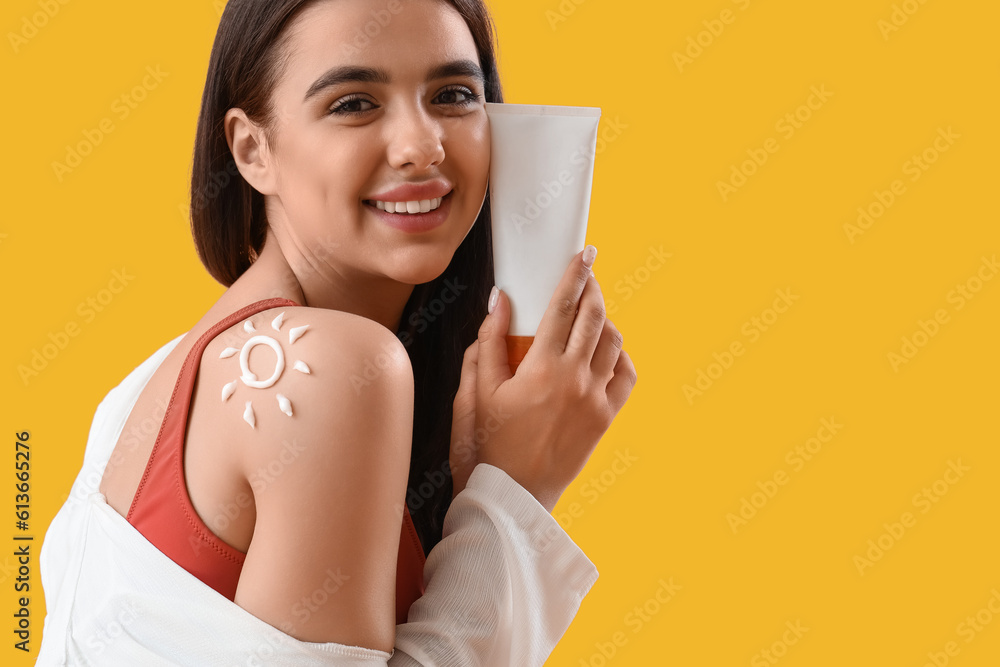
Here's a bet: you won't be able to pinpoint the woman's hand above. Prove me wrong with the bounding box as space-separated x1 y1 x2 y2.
454 246 638 513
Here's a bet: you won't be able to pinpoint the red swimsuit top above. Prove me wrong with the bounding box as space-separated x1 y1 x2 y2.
126 297 426 626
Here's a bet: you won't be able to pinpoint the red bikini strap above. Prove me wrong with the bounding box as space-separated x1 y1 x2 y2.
127 298 300 520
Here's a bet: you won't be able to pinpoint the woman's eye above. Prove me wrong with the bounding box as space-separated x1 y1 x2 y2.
328 95 376 116
327 87 480 117
436 86 480 106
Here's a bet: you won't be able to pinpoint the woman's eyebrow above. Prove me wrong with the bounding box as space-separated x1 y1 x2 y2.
303 59 484 102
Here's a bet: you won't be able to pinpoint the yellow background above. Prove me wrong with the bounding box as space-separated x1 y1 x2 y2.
3 0 998 665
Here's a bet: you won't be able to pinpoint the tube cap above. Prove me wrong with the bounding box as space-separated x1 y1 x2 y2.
506 335 534 375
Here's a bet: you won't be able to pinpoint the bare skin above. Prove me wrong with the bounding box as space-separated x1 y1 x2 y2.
99 0 635 654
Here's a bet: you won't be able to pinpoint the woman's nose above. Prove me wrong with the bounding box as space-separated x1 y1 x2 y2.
387 107 445 170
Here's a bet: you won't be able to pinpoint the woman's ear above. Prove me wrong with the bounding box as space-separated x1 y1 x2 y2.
225 108 277 195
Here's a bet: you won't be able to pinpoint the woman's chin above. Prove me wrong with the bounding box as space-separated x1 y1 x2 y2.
385 250 459 287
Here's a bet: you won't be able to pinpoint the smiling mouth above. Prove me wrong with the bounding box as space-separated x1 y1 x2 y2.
363 191 453 214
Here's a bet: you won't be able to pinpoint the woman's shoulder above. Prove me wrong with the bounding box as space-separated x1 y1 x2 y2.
203 303 411 384
196 303 413 447
192 305 413 649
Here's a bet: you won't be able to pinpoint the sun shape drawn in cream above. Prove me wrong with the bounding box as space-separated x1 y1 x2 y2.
218 311 312 429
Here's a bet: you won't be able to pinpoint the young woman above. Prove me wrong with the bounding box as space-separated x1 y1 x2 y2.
37 0 636 663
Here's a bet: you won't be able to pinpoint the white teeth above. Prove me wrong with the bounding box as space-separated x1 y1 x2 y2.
370 197 443 214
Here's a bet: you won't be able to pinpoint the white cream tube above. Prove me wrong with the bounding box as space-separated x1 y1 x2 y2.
485 102 602 373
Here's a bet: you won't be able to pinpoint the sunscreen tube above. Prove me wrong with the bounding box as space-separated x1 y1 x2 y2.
485 102 602 374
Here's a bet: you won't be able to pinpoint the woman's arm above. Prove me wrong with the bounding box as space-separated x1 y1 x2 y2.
228 305 598 665
233 312 414 654
389 248 631 665
36 458 593 667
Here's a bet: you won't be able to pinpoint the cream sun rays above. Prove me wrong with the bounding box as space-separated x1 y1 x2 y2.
218 311 312 429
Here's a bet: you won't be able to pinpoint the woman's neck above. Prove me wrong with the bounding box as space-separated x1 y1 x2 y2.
228 228 415 334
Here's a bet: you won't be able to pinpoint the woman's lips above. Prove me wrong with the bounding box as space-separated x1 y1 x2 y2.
363 191 453 234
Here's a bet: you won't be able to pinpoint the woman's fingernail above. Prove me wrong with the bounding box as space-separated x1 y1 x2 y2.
582 245 597 268
488 285 499 314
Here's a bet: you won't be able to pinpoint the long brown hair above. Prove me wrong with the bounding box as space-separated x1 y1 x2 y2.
190 0 503 554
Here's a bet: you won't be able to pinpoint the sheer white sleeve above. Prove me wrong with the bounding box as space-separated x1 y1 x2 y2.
389 463 599 666
35 337 598 666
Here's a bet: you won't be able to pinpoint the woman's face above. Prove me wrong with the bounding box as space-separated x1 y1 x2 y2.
258 0 490 286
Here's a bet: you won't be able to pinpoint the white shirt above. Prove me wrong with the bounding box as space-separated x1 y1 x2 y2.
36 333 599 666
